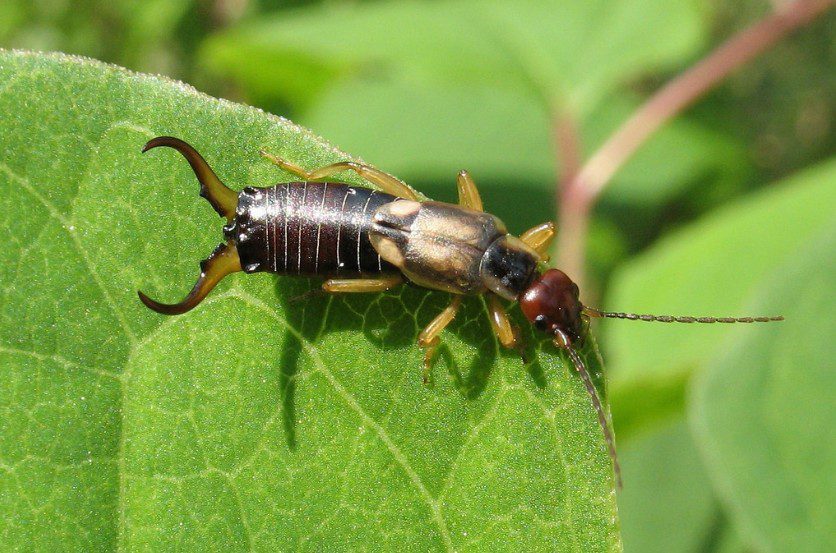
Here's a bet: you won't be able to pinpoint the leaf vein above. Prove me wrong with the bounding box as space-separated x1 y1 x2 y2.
0 162 138 344
0 345 121 380
437 388 507 502
225 289 455 552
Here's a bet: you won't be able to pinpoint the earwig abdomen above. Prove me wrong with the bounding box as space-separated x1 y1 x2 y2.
227 182 400 277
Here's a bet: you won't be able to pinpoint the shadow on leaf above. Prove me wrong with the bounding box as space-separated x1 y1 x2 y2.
272 276 564 447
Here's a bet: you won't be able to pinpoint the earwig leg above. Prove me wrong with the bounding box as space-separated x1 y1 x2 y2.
456 170 483 211
144 137 238 222
311 162 419 201
487 294 527 363
418 295 464 384
138 240 242 315
520 222 556 260
322 275 403 293
259 151 310 178
259 150 419 201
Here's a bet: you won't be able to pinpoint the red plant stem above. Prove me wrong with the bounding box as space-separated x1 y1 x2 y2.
552 114 585 280
554 0 833 283
554 114 582 186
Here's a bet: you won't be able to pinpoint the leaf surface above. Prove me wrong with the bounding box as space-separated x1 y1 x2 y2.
691 223 835 552
0 51 619 551
200 0 720 219
604 160 836 390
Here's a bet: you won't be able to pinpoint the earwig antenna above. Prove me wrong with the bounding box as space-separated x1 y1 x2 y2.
570 304 780 489
554 331 622 489
143 136 238 222
583 307 783 324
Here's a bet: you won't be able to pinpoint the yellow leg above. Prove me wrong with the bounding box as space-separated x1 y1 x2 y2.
487 294 527 362
520 222 556 260
322 275 403 293
456 170 483 211
418 295 464 384
259 151 309 179
260 150 419 201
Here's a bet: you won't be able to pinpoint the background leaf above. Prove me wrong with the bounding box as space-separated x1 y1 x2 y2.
604 159 836 393
199 0 719 236
603 160 835 553
0 51 619 551
302 81 747 215
200 0 704 114
691 223 835 552
617 418 719 553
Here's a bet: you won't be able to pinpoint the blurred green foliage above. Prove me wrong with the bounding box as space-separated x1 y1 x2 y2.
692 221 835 552
2 1 834 551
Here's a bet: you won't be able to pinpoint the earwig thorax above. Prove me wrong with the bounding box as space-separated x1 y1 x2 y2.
479 235 540 301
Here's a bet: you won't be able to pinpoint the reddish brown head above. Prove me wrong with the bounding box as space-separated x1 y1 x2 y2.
518 266 783 490
519 268 622 487
519 268 585 344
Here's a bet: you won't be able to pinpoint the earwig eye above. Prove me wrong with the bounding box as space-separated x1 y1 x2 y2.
534 315 548 331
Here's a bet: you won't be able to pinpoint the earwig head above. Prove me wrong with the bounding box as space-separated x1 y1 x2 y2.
519 269 584 344
518 265 784 489
520 268 621 487
137 137 243 315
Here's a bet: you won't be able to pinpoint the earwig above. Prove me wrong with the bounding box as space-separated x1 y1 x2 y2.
138 136 783 489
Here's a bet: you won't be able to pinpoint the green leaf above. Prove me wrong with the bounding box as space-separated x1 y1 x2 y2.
200 0 703 115
618 418 717 553
618 419 760 553
200 0 713 217
0 51 619 550
690 223 836 552
604 159 836 393
306 79 551 183
304 79 743 184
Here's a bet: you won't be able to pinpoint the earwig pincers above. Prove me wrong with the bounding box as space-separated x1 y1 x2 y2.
138 136 784 488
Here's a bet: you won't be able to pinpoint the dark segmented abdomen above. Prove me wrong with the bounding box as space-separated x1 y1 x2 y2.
228 182 400 277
